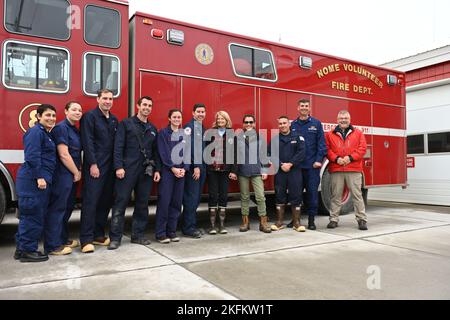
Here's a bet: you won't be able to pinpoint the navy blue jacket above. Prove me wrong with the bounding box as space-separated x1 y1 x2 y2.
113 116 161 172
231 129 270 177
157 126 190 171
80 107 118 170
290 116 327 168
17 124 56 184
52 119 81 176
269 131 305 169
183 118 206 171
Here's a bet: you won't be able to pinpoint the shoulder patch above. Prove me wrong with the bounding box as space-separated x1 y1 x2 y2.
184 127 192 136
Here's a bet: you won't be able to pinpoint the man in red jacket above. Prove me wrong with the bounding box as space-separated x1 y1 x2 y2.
325 110 368 230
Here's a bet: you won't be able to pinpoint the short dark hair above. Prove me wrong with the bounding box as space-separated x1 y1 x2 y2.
168 108 182 118
97 89 113 98
298 98 310 105
65 101 80 111
242 114 255 122
193 103 206 112
36 104 56 118
138 96 153 105
278 115 290 121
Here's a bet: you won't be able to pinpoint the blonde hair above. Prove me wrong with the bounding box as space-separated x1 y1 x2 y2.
213 110 232 128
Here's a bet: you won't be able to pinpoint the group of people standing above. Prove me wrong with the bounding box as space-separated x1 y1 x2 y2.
14 89 368 263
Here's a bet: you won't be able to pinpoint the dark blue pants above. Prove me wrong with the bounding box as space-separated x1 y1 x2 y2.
182 168 206 235
110 167 153 241
15 178 51 252
301 168 321 217
45 172 76 252
207 171 230 208
80 167 114 244
275 168 302 206
155 167 185 239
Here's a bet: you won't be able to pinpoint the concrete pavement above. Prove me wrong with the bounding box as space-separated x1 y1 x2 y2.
0 201 449 299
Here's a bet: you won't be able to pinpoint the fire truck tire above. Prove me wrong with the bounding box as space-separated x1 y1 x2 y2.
318 169 354 215
0 184 6 224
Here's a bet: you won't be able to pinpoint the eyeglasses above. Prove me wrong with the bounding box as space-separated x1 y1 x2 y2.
243 121 254 124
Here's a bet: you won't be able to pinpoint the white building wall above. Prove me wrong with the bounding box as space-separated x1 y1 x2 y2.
369 82 450 205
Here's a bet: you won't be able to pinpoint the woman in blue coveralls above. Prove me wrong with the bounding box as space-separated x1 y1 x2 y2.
45 102 83 256
155 109 188 244
15 104 57 263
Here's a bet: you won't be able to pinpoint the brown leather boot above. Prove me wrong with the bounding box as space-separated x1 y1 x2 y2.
208 208 217 235
218 208 228 234
292 206 306 232
271 204 286 231
239 215 250 232
259 215 272 233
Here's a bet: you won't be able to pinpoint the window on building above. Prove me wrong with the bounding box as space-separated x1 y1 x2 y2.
3 41 69 93
5 0 70 40
85 5 121 48
407 135 425 154
229 44 277 81
83 53 120 97
428 132 450 153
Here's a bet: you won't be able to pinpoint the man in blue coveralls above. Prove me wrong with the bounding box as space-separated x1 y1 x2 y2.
80 89 118 253
290 99 327 230
181 103 207 238
269 116 306 232
108 96 161 250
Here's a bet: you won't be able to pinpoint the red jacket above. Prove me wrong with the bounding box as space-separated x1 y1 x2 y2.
325 125 367 173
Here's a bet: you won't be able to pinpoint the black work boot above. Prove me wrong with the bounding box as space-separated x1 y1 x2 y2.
20 251 49 263
308 216 316 230
358 220 368 230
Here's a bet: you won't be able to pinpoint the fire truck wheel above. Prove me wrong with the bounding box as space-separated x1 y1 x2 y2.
0 184 6 224
318 169 354 215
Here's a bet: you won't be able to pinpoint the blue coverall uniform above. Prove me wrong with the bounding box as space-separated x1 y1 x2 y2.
110 116 161 242
270 131 306 206
45 119 81 252
80 107 118 244
290 116 327 216
16 124 56 253
181 119 206 236
155 126 189 240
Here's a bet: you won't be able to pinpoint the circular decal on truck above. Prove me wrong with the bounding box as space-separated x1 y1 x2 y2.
195 43 214 65
19 103 41 132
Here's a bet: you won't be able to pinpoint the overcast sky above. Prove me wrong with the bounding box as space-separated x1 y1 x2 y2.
128 0 450 66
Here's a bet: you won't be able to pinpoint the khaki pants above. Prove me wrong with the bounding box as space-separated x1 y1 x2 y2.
329 172 367 223
238 176 266 216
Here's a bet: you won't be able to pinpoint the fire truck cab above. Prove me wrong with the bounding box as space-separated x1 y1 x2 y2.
0 0 129 223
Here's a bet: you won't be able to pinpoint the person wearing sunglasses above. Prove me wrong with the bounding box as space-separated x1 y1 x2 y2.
230 115 271 233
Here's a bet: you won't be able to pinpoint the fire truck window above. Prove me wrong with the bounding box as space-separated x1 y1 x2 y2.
5 0 70 40
254 50 276 80
407 135 425 154
84 54 120 97
428 132 450 154
85 6 121 48
230 44 276 81
3 42 69 92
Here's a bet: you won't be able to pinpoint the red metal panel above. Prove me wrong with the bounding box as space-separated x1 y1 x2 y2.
373 104 406 130
219 83 255 130
132 12 405 106
181 78 219 127
139 72 179 129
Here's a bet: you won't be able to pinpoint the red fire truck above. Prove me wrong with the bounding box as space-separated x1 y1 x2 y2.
0 0 406 223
